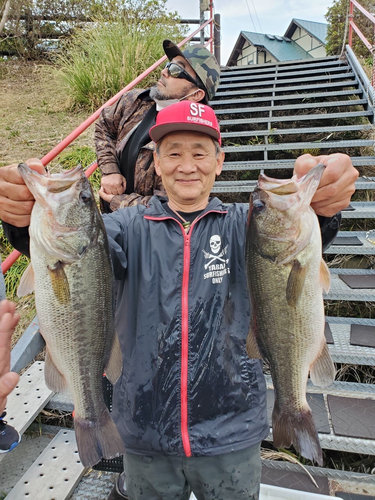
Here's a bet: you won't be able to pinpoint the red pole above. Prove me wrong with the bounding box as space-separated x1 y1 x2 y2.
349 0 354 46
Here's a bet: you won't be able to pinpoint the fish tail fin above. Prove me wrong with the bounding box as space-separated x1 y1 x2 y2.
74 407 126 467
272 403 323 466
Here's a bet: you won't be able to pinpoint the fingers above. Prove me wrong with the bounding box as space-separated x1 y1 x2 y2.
99 187 115 203
293 153 359 217
0 159 46 227
100 174 126 195
0 372 19 414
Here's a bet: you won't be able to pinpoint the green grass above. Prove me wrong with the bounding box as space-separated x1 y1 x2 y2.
56 13 186 110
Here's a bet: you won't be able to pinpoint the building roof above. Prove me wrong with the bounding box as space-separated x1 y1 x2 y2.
226 31 313 66
284 19 328 44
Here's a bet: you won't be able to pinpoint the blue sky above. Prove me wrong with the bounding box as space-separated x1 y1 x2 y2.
165 0 334 64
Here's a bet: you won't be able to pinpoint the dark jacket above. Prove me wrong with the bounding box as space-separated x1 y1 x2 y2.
104 196 269 457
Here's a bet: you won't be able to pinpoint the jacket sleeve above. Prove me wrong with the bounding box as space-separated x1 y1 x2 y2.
2 222 30 258
318 213 341 251
95 94 128 176
103 213 129 280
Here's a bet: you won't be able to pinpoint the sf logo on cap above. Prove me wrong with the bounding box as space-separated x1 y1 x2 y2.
190 103 205 117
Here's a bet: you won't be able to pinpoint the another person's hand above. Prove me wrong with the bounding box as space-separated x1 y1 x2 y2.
0 300 20 414
98 187 115 204
294 153 359 217
0 159 45 227
101 174 126 196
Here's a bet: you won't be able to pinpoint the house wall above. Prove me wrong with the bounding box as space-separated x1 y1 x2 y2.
291 26 326 58
236 41 277 65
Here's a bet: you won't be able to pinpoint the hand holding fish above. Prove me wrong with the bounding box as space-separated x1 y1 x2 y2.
294 153 359 217
0 300 20 414
0 159 45 227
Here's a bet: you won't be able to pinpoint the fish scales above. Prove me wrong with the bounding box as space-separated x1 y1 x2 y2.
246 164 335 466
17 163 125 467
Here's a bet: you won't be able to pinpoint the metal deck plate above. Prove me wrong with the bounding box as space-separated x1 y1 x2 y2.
0 361 53 465
6 429 85 500
327 269 375 300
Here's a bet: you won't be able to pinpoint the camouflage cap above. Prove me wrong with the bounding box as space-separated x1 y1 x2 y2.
163 39 220 102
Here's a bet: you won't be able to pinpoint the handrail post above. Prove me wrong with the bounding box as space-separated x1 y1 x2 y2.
214 13 221 65
209 2 213 54
349 0 353 46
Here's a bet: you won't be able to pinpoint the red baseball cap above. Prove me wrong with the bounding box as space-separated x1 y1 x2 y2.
149 101 221 145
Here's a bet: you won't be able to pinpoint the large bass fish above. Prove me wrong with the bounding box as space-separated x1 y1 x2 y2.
246 163 335 466
17 163 125 467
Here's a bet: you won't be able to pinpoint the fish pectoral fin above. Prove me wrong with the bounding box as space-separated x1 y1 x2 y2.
246 327 262 359
104 333 123 384
47 261 70 305
44 348 67 391
17 264 35 297
320 259 331 293
310 341 336 388
286 259 307 307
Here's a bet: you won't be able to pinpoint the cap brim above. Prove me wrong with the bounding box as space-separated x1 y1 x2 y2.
163 39 185 61
150 122 220 144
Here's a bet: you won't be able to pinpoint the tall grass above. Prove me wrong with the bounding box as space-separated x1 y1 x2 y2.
56 13 186 110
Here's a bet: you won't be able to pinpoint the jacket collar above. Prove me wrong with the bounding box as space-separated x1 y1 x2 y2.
145 195 227 218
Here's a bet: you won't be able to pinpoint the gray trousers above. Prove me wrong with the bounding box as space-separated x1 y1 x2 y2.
119 442 261 500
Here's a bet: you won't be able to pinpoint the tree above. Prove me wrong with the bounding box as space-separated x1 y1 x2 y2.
325 0 375 57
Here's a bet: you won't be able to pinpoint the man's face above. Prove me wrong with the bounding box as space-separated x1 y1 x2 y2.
151 56 199 100
154 131 224 211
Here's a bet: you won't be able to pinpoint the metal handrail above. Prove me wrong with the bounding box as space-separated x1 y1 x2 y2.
1 16 217 275
348 0 375 86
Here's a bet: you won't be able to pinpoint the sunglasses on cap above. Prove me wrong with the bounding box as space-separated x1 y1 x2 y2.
165 61 200 87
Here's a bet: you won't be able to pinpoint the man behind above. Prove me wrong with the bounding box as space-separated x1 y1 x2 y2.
96 39 220 213
0 101 358 499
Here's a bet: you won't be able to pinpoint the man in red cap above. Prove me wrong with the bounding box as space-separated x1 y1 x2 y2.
0 101 358 499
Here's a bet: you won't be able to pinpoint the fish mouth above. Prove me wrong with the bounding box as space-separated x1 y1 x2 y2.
18 163 85 207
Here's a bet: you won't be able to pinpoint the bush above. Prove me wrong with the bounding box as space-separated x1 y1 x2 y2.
56 0 186 109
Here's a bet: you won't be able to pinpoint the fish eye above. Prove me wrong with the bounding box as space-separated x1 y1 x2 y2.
79 191 91 204
252 198 266 213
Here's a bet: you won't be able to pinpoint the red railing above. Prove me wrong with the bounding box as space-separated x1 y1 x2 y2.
348 0 375 86
1 13 217 275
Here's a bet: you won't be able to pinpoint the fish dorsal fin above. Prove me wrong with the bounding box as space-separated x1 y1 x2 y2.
17 264 35 297
104 333 123 384
286 260 307 307
310 341 336 388
44 347 68 391
320 259 331 294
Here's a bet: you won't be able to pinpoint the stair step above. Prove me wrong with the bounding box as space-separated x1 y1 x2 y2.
0 361 53 464
326 316 375 366
213 178 375 193
220 65 350 83
326 268 375 300
214 80 359 98
211 89 363 106
216 99 368 116
220 55 341 74
218 72 355 90
221 156 375 170
223 139 373 153
221 124 372 138
220 110 373 126
5 430 85 500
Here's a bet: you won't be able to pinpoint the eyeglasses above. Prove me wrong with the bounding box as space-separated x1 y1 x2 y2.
165 62 199 87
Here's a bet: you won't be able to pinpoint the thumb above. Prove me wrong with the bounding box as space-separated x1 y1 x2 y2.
24 158 47 175
0 372 19 396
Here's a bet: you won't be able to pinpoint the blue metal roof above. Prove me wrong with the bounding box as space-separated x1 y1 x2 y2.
241 31 313 62
285 19 328 44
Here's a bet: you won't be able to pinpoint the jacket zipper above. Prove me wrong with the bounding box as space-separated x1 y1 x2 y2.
145 209 228 457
